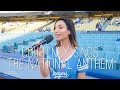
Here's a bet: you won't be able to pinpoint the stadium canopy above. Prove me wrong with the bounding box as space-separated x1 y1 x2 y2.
0 11 50 17
51 11 75 14
0 11 102 17
51 11 95 14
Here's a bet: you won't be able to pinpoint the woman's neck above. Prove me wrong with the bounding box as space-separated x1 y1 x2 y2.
60 37 72 49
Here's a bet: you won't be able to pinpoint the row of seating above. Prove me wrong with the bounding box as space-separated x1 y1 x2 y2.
0 29 120 70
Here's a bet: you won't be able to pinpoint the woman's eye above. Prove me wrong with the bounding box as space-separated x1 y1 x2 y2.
59 27 63 29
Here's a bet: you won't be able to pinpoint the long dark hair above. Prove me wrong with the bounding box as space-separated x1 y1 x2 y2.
54 17 78 48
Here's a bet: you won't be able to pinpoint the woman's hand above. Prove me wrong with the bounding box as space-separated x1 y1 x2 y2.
32 41 50 77
32 41 44 58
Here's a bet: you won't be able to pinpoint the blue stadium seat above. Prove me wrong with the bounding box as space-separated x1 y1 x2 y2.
30 39 36 42
2 46 7 53
23 40 29 45
14 42 19 49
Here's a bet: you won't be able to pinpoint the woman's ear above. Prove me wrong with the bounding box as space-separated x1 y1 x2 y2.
68 31 71 34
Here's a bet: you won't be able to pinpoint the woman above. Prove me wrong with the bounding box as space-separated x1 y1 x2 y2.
34 17 88 79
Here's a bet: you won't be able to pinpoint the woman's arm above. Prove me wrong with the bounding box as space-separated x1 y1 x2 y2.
38 58 50 77
77 50 88 79
77 72 86 79
33 41 50 78
38 46 50 78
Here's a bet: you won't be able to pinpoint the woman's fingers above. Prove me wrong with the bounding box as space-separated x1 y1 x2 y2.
39 45 44 52
32 41 40 46
36 45 44 58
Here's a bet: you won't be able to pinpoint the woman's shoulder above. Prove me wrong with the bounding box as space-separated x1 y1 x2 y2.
48 45 56 50
47 45 57 53
47 45 58 58
75 46 85 57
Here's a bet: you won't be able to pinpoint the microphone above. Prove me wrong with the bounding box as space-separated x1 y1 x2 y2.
23 34 53 55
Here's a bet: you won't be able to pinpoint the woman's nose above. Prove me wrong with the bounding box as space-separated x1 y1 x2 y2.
54 28 59 33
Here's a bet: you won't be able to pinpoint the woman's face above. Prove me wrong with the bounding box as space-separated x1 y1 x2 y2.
54 20 70 41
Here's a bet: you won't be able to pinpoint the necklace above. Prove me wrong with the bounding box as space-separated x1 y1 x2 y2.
57 46 71 69
61 61 66 69
57 46 70 61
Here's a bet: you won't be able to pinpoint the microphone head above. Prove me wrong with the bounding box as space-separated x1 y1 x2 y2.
44 34 53 44
23 34 53 55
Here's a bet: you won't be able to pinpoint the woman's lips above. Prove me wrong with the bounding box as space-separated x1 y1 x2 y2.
55 34 60 38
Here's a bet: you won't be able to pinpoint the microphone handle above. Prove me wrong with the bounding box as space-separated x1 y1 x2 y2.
31 44 41 50
23 44 41 55
23 40 46 55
